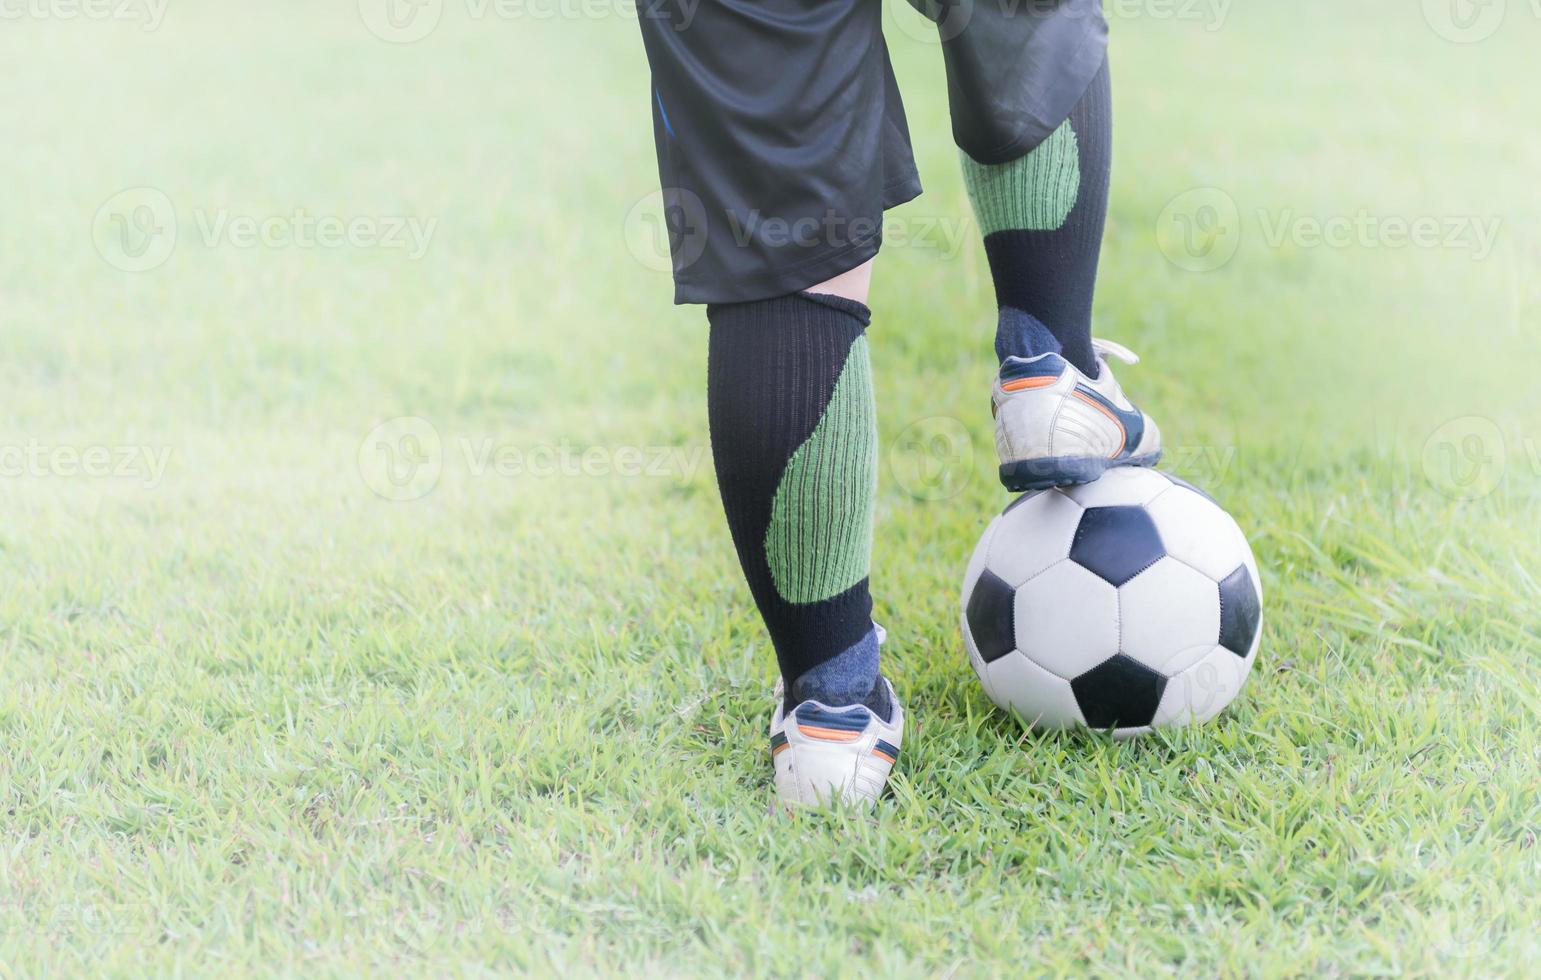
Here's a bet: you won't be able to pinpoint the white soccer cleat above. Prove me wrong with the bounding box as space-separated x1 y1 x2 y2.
769 664 903 809
770 681 903 808
992 337 1162 491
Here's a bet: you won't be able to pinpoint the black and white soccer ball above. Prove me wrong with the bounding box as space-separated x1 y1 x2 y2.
961 467 1262 736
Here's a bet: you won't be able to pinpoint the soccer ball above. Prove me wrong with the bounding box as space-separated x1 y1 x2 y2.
960 467 1262 736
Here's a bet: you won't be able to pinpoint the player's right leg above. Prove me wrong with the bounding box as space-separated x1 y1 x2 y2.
913 0 1162 490
636 0 918 806
971 59 1160 490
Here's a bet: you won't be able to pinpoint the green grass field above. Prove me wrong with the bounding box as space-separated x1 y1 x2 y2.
2 0 1539 974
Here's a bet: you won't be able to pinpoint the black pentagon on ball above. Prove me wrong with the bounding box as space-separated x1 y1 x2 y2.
1159 470 1217 504
1068 505 1165 586
1070 654 1168 729
1003 488 1047 515
1218 564 1261 656
965 568 1017 664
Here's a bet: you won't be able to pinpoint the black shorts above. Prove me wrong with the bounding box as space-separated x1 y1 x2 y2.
637 0 1108 304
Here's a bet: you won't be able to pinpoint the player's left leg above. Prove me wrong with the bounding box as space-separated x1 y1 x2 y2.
706 280 903 806
636 0 917 806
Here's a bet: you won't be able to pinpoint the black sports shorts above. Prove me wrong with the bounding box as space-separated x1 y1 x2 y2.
636 0 1108 304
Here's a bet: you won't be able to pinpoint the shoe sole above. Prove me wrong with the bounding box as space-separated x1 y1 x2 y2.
998 451 1162 492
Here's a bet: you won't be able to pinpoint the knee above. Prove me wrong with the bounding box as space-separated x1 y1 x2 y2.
954 105 1050 167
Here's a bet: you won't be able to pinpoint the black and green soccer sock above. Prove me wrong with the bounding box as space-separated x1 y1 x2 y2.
705 291 889 718
962 57 1111 376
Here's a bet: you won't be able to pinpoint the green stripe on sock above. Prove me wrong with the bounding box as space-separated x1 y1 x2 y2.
764 335 878 605
961 120 1081 236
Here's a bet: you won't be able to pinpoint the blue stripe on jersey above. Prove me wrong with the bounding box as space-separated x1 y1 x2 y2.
655 89 676 139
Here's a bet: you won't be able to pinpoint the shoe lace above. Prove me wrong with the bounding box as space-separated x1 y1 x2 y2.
1092 338 1140 365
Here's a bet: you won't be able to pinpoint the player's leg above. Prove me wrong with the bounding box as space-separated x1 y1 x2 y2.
920 0 1162 490
705 289 886 720
706 286 903 806
636 0 914 805
809 258 875 305
965 58 1109 375
969 57 1159 491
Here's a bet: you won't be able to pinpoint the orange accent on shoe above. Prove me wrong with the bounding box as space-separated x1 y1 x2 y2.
1071 389 1127 458
797 725 861 742
1001 376 1059 393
